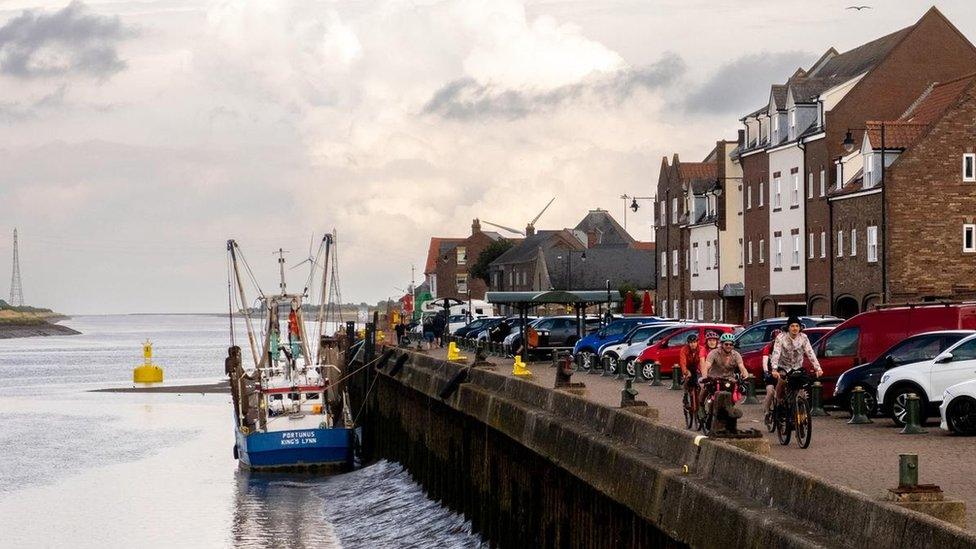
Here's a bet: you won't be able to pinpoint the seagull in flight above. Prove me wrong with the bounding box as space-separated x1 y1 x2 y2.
846 5 872 10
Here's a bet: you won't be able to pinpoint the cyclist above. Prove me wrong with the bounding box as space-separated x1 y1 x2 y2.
770 316 823 403
679 334 704 414
761 329 781 421
700 332 750 405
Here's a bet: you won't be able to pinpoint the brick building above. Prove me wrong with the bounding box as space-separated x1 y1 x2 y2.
423 219 505 301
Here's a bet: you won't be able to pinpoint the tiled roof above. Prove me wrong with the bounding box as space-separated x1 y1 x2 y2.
789 76 847 103
811 26 912 80
677 162 717 183
770 84 788 109
544 246 656 291
632 241 656 251
903 73 976 125
489 230 583 266
574 209 635 246
865 121 929 150
424 237 463 274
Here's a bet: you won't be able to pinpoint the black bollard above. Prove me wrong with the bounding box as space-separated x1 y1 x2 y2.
620 379 639 406
650 363 663 387
669 368 682 391
601 355 613 377
810 381 828 416
848 386 873 424
899 454 919 488
899 393 928 435
614 358 628 381
742 377 759 404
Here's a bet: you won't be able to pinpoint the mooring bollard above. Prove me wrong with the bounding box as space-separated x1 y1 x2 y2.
809 381 828 416
669 369 682 391
741 377 759 404
899 453 919 488
650 363 663 387
621 378 640 406
601 356 614 377
899 393 928 435
848 386 873 424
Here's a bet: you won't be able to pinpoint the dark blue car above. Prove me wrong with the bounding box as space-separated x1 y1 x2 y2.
573 316 664 370
833 329 974 415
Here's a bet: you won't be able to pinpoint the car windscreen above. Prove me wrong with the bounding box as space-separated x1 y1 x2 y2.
629 325 665 342
605 321 634 336
647 326 681 345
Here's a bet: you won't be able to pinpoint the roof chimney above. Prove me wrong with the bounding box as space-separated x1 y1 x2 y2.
471 218 481 235
525 223 536 237
737 129 745 146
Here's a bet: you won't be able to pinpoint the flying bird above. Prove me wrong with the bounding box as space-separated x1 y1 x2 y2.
846 5 872 10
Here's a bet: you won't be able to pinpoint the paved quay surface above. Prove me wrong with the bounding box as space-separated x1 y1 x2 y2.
422 346 976 531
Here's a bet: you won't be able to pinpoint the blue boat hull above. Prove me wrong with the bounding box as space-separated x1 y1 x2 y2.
235 427 354 470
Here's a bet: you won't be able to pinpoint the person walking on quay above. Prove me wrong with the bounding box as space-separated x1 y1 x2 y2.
432 311 447 348
770 317 823 403
394 321 406 346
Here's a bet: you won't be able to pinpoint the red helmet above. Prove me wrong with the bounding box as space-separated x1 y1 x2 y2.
704 330 720 341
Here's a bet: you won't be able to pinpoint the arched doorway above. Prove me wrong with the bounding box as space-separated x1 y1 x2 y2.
809 295 830 316
760 298 777 320
835 295 859 319
863 294 882 312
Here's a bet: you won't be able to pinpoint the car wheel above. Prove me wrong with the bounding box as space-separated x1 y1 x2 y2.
888 387 928 427
947 397 976 435
624 358 636 378
578 351 595 371
847 387 878 417
606 353 619 375
640 361 655 381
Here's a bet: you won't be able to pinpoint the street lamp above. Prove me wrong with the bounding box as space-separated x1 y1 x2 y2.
620 194 655 230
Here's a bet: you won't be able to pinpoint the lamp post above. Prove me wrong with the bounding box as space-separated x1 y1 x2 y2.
556 250 587 290
620 194 655 231
842 124 886 303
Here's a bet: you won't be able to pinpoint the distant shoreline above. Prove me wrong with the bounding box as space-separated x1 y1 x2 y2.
0 322 81 339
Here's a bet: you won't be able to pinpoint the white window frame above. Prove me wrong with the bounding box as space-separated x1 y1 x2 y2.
672 249 678 277
686 249 690 270
791 174 799 206
457 273 468 293
835 163 843 191
713 239 719 268
759 239 765 264
808 233 814 259
820 231 826 259
686 299 691 319
661 300 668 318
456 246 466 265
738 239 743 267
712 299 717 321
792 235 800 266
697 299 704 321
748 240 753 265
964 154 976 182
774 178 782 209
673 299 678 318
704 242 711 271
672 198 678 224
819 169 826 197
850 229 857 257
837 230 844 257
759 182 765 207
789 109 796 139
661 251 667 277
693 246 700 275
865 153 874 188
807 172 814 199
746 185 752 209
867 226 879 262
774 236 782 268
964 224 976 253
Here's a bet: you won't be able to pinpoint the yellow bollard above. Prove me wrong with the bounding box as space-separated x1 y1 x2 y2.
133 339 164 383
447 342 467 362
512 355 533 379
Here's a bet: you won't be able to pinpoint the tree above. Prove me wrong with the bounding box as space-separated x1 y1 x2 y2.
471 239 514 285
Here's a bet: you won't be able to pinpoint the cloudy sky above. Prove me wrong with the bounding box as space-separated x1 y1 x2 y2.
0 0 971 313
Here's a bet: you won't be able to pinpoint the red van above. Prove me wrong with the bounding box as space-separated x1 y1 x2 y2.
636 324 740 380
815 303 976 399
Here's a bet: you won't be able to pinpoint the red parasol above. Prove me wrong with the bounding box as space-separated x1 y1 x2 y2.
623 291 635 314
640 290 653 314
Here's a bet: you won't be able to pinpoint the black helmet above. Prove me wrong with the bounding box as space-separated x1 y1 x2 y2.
687 334 699 342
786 316 803 328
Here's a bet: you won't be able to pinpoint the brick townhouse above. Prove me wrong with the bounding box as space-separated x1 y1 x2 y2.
831 73 976 312
731 6 976 320
655 143 743 322
423 219 505 301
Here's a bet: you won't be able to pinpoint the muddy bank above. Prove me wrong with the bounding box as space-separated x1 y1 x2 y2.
90 380 230 394
0 322 81 339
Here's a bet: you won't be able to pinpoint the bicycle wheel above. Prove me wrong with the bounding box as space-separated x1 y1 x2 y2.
795 395 812 449
682 391 694 429
764 406 775 433
776 403 792 445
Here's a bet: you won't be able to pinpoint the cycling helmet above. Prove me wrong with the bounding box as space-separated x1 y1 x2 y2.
704 330 720 340
687 334 699 342
720 333 735 343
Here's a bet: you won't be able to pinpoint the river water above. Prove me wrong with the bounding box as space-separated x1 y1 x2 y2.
0 314 485 548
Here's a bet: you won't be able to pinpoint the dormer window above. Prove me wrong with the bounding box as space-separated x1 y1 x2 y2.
789 110 796 140
772 116 779 143
865 154 874 188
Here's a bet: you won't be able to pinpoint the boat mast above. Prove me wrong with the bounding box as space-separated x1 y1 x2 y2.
276 248 288 295
228 240 260 367
316 233 334 361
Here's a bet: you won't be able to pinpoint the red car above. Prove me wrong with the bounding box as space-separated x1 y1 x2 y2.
741 326 834 380
814 302 976 399
635 323 740 380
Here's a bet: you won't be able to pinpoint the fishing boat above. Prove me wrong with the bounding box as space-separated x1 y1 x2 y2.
224 232 356 470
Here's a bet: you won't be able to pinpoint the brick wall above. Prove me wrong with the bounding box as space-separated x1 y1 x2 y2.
830 192 883 314
740 151 769 320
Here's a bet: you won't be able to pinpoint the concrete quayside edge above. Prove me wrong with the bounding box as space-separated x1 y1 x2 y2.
370 347 976 549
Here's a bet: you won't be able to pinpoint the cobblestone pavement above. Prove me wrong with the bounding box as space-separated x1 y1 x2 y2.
424 346 976 530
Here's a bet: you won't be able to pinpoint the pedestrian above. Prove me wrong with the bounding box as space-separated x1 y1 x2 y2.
394 321 406 346
432 311 447 348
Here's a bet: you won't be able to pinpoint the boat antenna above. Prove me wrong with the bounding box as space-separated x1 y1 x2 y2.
274 247 289 295
315 233 334 361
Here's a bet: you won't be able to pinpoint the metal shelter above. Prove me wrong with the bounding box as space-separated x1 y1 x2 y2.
485 290 624 355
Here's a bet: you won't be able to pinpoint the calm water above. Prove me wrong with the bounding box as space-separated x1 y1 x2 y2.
0 315 485 548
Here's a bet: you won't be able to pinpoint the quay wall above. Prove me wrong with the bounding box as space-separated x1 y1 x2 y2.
351 348 976 548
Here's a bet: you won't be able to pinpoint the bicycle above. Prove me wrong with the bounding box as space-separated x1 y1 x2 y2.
698 376 741 436
773 369 814 448
681 373 699 430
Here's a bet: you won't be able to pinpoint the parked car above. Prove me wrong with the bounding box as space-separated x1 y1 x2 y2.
475 316 536 343
573 316 665 370
815 303 976 399
834 330 975 415
635 323 740 380
452 316 503 338
504 318 543 352
940 379 976 435
528 315 600 350
619 325 688 378
741 326 833 381
599 322 680 374
734 316 841 355
877 333 976 426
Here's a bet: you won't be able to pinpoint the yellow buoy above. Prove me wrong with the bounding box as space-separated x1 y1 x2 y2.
133 339 164 383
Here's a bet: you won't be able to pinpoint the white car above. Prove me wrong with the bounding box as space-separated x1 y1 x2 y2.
940 379 976 435
878 333 976 426
598 323 679 375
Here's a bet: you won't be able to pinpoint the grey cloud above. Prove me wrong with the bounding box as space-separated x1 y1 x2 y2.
0 84 66 122
0 1 134 79
683 51 812 114
423 52 686 120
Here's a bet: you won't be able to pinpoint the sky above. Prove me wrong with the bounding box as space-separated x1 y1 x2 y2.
0 0 972 314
